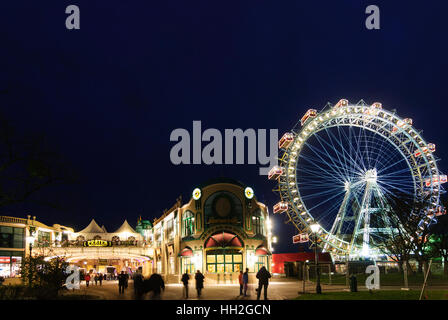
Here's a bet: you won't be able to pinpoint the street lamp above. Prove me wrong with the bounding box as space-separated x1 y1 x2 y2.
310 223 322 294
26 235 35 257
26 234 35 287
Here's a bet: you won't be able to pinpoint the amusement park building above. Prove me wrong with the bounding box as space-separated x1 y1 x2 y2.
139 178 273 283
0 178 273 283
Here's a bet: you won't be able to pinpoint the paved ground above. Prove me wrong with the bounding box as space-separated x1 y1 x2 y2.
63 279 350 300
62 278 448 300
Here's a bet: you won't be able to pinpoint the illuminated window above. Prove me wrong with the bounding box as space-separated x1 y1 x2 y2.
166 219 174 241
206 249 242 273
255 256 266 272
252 210 265 236
182 257 194 274
38 231 51 247
183 211 195 237
0 227 24 249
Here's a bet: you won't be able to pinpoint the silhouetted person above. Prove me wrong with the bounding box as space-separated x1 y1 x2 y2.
181 272 190 299
238 270 244 295
243 268 249 296
256 266 271 300
148 273 165 300
94 274 98 285
118 271 127 294
133 268 144 300
125 272 129 289
98 273 103 286
195 270 204 298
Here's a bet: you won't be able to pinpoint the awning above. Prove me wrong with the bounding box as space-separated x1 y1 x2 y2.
204 231 243 248
255 246 271 256
179 247 193 257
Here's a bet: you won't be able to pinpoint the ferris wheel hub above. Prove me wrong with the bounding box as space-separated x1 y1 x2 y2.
363 168 378 183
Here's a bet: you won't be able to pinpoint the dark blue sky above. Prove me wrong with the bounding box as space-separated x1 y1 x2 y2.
0 1 447 252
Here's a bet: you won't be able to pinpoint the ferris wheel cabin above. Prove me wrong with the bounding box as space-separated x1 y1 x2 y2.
278 132 294 149
300 109 317 126
273 202 288 214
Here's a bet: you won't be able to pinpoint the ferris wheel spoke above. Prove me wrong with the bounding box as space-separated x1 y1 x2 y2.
320 127 353 179
377 156 409 175
339 125 367 175
301 143 348 182
373 129 393 167
298 154 349 182
335 125 355 180
375 145 406 169
378 181 415 196
379 166 414 178
354 125 369 171
324 126 364 178
314 131 350 180
305 189 348 212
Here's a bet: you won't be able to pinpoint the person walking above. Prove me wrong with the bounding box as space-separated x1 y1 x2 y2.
147 273 165 300
238 270 244 296
98 273 103 286
256 266 271 300
118 271 127 294
181 272 190 299
195 270 204 298
133 268 145 300
94 274 98 286
125 272 129 289
242 268 249 296
85 273 91 287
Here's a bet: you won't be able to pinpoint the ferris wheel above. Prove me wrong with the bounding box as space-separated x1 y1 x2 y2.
269 99 446 260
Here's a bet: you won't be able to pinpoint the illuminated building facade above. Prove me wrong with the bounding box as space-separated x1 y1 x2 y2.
141 178 273 283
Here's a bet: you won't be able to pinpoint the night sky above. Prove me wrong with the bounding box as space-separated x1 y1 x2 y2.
0 1 447 253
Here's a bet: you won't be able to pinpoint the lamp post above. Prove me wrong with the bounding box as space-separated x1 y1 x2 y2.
26 235 35 257
310 224 321 294
26 234 35 287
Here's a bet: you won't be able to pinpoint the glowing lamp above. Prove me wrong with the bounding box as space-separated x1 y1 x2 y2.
310 224 320 233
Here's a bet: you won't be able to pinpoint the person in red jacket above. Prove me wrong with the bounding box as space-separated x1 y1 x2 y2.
238 270 244 296
85 273 91 287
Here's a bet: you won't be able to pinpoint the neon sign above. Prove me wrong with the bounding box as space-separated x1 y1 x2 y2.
83 240 112 247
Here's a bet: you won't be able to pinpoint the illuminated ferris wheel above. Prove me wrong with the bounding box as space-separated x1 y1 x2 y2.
269 99 446 259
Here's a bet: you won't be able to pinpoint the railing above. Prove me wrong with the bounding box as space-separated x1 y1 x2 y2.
0 216 28 224
33 240 153 248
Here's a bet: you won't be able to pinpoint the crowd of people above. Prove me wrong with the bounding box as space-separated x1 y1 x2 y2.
82 272 106 287
81 266 272 300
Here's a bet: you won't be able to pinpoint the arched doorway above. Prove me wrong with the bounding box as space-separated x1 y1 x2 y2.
204 231 243 273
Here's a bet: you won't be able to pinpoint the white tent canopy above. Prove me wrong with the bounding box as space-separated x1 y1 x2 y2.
77 219 104 234
114 219 138 234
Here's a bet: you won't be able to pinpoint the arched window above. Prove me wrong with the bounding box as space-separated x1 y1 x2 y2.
204 191 243 226
183 211 195 237
252 209 265 236
93 235 102 240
